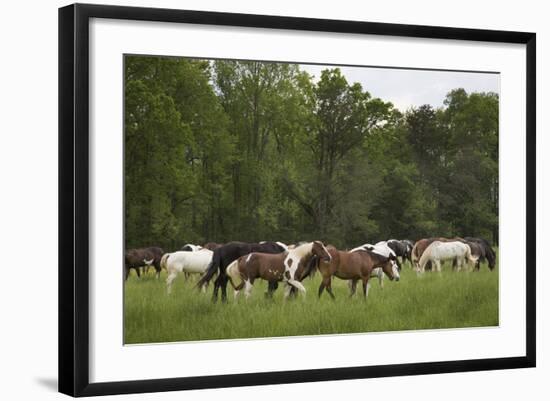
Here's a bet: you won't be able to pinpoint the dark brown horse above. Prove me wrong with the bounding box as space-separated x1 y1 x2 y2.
203 242 224 251
316 246 400 299
226 241 331 299
464 237 496 270
124 247 164 280
196 241 287 302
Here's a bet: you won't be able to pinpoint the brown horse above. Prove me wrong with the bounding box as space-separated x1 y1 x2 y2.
226 241 331 299
317 246 400 299
124 246 164 280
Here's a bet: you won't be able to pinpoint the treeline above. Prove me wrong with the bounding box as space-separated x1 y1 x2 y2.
125 56 498 251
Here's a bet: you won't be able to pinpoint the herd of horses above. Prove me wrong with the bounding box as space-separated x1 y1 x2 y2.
124 236 496 303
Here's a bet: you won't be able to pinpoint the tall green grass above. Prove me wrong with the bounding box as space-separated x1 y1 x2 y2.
124 261 498 344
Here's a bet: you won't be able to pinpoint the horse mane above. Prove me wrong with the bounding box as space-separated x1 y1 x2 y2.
299 254 319 280
289 241 313 256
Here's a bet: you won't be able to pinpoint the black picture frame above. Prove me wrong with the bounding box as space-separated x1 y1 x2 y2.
59 3 536 397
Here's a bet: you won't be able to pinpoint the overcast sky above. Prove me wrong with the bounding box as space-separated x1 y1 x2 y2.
300 64 500 112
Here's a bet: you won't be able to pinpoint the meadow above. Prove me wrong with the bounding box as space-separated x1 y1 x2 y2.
124 258 499 344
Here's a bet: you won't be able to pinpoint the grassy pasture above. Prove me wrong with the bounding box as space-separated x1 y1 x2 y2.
124 257 499 344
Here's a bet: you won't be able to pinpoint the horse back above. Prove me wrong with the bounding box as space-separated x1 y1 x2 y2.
238 252 285 281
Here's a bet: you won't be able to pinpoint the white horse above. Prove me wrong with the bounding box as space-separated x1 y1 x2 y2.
417 241 478 273
163 249 213 293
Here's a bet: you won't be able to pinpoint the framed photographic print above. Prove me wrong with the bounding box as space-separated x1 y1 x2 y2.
58 3 536 397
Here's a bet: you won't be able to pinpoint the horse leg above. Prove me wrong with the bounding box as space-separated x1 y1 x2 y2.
220 275 229 303
135 267 141 279
435 260 442 273
124 266 129 281
212 275 221 303
348 279 358 297
166 271 177 294
362 277 370 298
318 276 331 299
265 281 278 299
325 280 335 300
243 279 253 299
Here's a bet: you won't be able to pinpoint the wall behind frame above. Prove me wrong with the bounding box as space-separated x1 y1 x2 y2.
0 0 546 400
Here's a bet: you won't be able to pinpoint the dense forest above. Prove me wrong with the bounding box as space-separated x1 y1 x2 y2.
124 56 499 251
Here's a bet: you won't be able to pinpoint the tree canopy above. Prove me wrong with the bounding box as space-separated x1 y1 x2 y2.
125 56 499 251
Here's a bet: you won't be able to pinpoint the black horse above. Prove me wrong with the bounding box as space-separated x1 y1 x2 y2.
386 239 413 268
196 241 287 303
464 237 496 270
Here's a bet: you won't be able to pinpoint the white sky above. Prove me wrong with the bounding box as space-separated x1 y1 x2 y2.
300 64 500 112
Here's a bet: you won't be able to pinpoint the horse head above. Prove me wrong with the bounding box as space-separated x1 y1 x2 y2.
312 240 332 262
382 254 400 281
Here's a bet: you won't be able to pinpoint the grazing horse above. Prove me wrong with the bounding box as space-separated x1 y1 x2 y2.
418 241 478 273
374 240 408 270
316 246 400 299
400 239 415 266
411 238 438 270
464 237 496 270
411 237 458 270
226 241 331 299
162 249 213 293
124 247 164 280
178 243 204 280
196 241 287 303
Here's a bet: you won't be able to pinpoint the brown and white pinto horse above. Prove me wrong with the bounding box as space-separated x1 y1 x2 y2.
226 241 331 299
316 246 400 299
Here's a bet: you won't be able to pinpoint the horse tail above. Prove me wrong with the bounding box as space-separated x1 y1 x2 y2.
196 251 220 290
225 259 244 290
160 253 170 271
465 244 478 264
